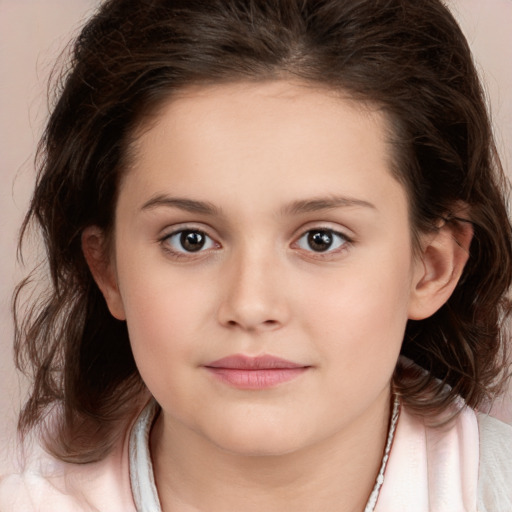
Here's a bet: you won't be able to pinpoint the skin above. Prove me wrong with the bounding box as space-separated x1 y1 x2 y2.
84 80 471 511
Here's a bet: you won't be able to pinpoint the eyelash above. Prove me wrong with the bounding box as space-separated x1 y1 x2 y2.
293 228 351 256
160 228 219 258
159 226 352 259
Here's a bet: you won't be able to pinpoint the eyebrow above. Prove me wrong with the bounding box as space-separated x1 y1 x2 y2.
282 196 377 216
140 194 376 217
141 195 221 215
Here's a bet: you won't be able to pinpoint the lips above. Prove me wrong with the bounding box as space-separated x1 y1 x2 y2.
204 355 310 389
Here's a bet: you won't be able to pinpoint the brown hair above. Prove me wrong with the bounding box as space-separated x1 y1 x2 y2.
15 0 512 463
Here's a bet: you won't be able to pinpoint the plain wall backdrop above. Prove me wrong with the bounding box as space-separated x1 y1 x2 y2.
1 0 511 476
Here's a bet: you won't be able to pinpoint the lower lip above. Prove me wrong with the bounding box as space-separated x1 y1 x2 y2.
205 367 308 390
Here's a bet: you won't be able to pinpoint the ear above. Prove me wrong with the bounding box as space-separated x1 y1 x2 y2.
82 226 126 321
408 217 473 320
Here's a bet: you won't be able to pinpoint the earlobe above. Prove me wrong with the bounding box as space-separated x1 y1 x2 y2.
408 218 473 320
82 226 126 321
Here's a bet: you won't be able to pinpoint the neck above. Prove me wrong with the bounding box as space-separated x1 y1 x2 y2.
151 388 392 512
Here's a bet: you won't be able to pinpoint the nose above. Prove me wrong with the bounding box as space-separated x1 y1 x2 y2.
217 246 290 332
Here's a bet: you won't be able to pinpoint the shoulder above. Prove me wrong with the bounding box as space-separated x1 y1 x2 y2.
377 399 508 512
376 401 481 511
476 412 512 511
0 439 136 512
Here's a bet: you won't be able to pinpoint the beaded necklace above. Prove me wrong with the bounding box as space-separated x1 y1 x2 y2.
363 394 400 512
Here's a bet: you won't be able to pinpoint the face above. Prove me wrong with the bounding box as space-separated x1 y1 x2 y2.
102 81 424 456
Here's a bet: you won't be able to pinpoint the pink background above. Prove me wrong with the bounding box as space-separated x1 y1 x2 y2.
1 0 511 475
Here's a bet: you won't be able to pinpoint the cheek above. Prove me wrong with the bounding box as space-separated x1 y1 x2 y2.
120 278 215 422
115 259 215 385
306 250 413 375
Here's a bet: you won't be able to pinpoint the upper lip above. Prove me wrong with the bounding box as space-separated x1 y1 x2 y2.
205 354 308 370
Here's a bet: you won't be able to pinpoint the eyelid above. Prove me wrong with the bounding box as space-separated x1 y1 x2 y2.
291 221 354 243
158 221 218 241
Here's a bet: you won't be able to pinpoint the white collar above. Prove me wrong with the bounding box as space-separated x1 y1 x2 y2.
129 399 161 512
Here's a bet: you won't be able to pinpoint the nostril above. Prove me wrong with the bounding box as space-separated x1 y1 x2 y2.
224 319 280 330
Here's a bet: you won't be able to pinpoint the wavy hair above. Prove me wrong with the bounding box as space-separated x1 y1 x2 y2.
15 0 512 462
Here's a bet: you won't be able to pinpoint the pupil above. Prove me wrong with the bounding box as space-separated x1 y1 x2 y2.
308 230 332 252
181 231 205 252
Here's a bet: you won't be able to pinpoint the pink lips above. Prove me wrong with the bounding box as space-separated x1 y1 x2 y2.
204 355 309 390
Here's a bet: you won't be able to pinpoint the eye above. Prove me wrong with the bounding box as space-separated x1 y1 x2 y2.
295 229 348 253
162 229 217 253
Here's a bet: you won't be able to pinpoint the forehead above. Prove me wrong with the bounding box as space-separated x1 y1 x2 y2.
133 81 389 149
121 80 407 219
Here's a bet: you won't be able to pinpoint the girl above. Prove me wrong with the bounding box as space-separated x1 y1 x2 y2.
1 0 511 510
